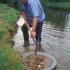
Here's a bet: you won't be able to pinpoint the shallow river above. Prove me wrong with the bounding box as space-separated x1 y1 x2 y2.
13 8 70 70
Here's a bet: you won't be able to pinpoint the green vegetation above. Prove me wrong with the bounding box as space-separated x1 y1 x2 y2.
0 31 5 40
0 43 27 70
41 0 70 9
1 0 70 9
40 0 47 18
0 3 18 25
46 2 70 9
0 0 19 9
0 4 27 70
0 3 19 40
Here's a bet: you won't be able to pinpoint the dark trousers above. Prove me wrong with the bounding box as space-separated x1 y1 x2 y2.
21 22 43 43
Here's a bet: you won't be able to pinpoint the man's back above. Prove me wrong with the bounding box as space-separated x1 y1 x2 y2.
20 0 45 23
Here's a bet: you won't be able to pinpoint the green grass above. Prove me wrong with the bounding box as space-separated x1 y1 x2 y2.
0 31 5 39
0 3 19 27
0 3 19 40
0 3 27 70
0 43 27 70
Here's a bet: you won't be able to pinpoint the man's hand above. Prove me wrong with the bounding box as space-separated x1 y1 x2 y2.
31 31 36 39
31 17 38 38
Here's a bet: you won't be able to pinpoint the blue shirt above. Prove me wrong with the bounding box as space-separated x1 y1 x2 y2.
20 0 45 23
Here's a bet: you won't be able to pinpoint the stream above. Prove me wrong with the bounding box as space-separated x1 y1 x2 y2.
13 8 70 70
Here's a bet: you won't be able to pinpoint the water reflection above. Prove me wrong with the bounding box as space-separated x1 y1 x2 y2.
43 8 70 70
46 8 70 31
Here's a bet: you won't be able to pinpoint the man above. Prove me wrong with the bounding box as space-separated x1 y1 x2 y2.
19 0 45 51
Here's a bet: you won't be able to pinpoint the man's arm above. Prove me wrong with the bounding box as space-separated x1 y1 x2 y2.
32 17 38 31
19 2 29 27
31 17 38 39
19 1 28 23
30 0 39 38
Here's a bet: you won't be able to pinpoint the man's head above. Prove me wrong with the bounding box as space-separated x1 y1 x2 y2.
20 0 27 3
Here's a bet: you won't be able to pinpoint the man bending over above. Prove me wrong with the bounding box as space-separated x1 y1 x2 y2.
19 0 45 51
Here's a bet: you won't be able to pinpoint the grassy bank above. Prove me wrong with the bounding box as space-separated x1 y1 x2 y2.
0 3 18 40
46 2 70 9
0 3 27 70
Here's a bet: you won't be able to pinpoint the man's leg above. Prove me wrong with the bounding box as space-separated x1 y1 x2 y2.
36 22 44 51
21 24 29 47
36 22 43 43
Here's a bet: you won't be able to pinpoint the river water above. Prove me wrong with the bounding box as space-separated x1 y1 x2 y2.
43 8 70 70
13 8 70 70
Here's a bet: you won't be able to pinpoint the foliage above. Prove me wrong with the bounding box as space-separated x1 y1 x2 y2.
0 3 19 24
41 0 70 9
0 3 19 41
0 4 27 70
0 43 27 70
0 3 19 37
46 0 70 2
0 31 6 40
0 0 19 9
46 2 70 9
